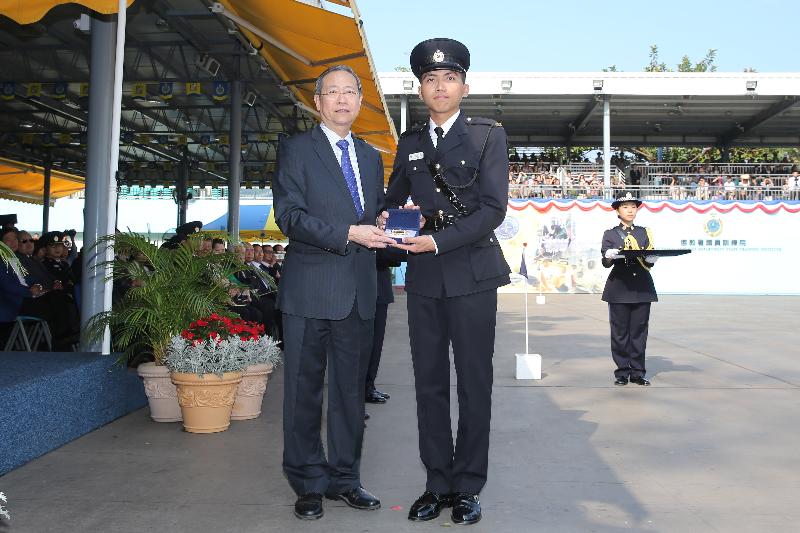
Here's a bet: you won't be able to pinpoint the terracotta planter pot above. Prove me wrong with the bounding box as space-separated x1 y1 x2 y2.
170 371 243 433
231 363 275 421
137 362 181 422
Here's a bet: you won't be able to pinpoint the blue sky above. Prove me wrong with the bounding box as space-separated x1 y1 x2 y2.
353 0 800 73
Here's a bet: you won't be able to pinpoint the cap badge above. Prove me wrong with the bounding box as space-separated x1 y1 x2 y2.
432 50 445 63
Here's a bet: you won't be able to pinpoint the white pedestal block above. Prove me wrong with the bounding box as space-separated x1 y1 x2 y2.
515 353 542 380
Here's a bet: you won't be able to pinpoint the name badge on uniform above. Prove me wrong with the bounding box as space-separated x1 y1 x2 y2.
408 151 424 161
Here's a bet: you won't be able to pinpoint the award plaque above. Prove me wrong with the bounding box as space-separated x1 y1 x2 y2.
619 249 692 259
384 208 421 243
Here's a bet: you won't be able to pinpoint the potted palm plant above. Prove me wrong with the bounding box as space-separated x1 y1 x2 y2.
84 231 263 422
163 314 279 432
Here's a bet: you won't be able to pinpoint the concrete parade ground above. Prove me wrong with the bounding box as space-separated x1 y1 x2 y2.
1 293 799 533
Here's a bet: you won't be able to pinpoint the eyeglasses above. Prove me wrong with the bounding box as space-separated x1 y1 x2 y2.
319 88 359 98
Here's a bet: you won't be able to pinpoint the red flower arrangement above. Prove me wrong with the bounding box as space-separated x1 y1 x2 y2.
180 313 265 346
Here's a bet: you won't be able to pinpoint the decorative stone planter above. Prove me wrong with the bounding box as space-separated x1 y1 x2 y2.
137 362 181 422
231 363 274 420
170 371 243 433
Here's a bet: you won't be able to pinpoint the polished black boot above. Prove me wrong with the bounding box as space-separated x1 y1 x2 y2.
451 493 481 525
408 490 452 521
325 486 381 510
294 493 323 520
629 376 651 386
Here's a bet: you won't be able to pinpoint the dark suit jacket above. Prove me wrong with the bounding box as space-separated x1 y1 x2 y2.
273 125 384 320
600 224 658 303
384 114 511 298
0 264 30 322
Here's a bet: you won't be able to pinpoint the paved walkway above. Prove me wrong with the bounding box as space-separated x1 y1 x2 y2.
2 294 799 532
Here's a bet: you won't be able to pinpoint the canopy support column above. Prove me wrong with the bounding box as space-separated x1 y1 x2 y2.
42 154 51 232
603 96 611 195
227 79 242 245
400 94 408 133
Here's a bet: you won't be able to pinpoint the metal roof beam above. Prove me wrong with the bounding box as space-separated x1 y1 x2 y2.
566 95 602 144
719 96 800 145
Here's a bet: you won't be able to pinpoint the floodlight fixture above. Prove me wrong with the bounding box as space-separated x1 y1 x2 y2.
500 79 512 91
402 79 414 92
593 79 604 91
745 80 757 91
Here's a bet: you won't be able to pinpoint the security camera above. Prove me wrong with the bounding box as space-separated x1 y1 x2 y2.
73 14 91 34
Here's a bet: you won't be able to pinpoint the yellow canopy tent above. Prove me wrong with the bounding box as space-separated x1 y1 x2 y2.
214 0 398 182
0 0 134 24
0 157 85 205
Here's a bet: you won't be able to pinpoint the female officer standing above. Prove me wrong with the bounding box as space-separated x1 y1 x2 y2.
601 192 659 386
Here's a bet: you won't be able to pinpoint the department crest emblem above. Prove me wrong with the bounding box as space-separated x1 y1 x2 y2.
704 214 723 237
432 50 445 63
495 215 519 240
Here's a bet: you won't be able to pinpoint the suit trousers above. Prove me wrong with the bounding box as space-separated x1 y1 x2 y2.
608 302 651 378
407 289 497 495
365 302 388 394
282 302 374 496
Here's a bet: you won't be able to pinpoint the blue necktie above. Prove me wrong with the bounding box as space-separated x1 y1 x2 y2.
336 139 364 219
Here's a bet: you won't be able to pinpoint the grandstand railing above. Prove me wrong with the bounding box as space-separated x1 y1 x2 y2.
509 184 798 201
633 162 797 181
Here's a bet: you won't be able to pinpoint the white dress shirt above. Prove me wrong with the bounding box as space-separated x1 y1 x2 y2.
429 110 461 148
319 122 365 210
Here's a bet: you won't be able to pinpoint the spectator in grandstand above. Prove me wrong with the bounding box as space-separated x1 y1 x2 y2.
668 177 683 200
738 174 751 200
696 178 710 200
786 172 798 200
261 245 281 283
1 228 80 350
761 177 775 201
15 231 60 291
197 237 213 256
601 192 659 387
41 232 77 290
723 176 736 200
211 238 226 254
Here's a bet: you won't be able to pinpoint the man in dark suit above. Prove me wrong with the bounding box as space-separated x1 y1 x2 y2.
273 64 396 521
382 38 511 525
601 192 659 386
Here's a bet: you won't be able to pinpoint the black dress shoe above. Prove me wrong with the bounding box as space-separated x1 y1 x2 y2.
373 389 390 399
326 486 381 510
630 376 651 386
451 493 481 525
364 412 370 420
365 390 387 404
294 493 323 520
614 376 628 386
408 490 452 521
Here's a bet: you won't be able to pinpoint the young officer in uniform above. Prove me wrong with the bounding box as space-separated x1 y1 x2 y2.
383 38 511 525
601 192 660 386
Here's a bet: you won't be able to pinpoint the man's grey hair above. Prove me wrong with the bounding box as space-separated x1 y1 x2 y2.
315 64 362 95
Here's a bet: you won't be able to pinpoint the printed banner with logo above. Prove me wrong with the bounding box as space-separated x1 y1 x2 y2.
493 199 800 295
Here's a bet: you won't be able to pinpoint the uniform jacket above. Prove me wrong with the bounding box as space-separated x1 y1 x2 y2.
42 258 75 288
273 125 385 320
384 114 511 298
601 224 658 303
16 253 57 289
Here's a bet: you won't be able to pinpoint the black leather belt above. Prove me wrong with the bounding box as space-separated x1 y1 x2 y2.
422 212 459 232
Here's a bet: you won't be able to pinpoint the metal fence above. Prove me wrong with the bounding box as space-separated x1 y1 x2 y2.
508 184 799 201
